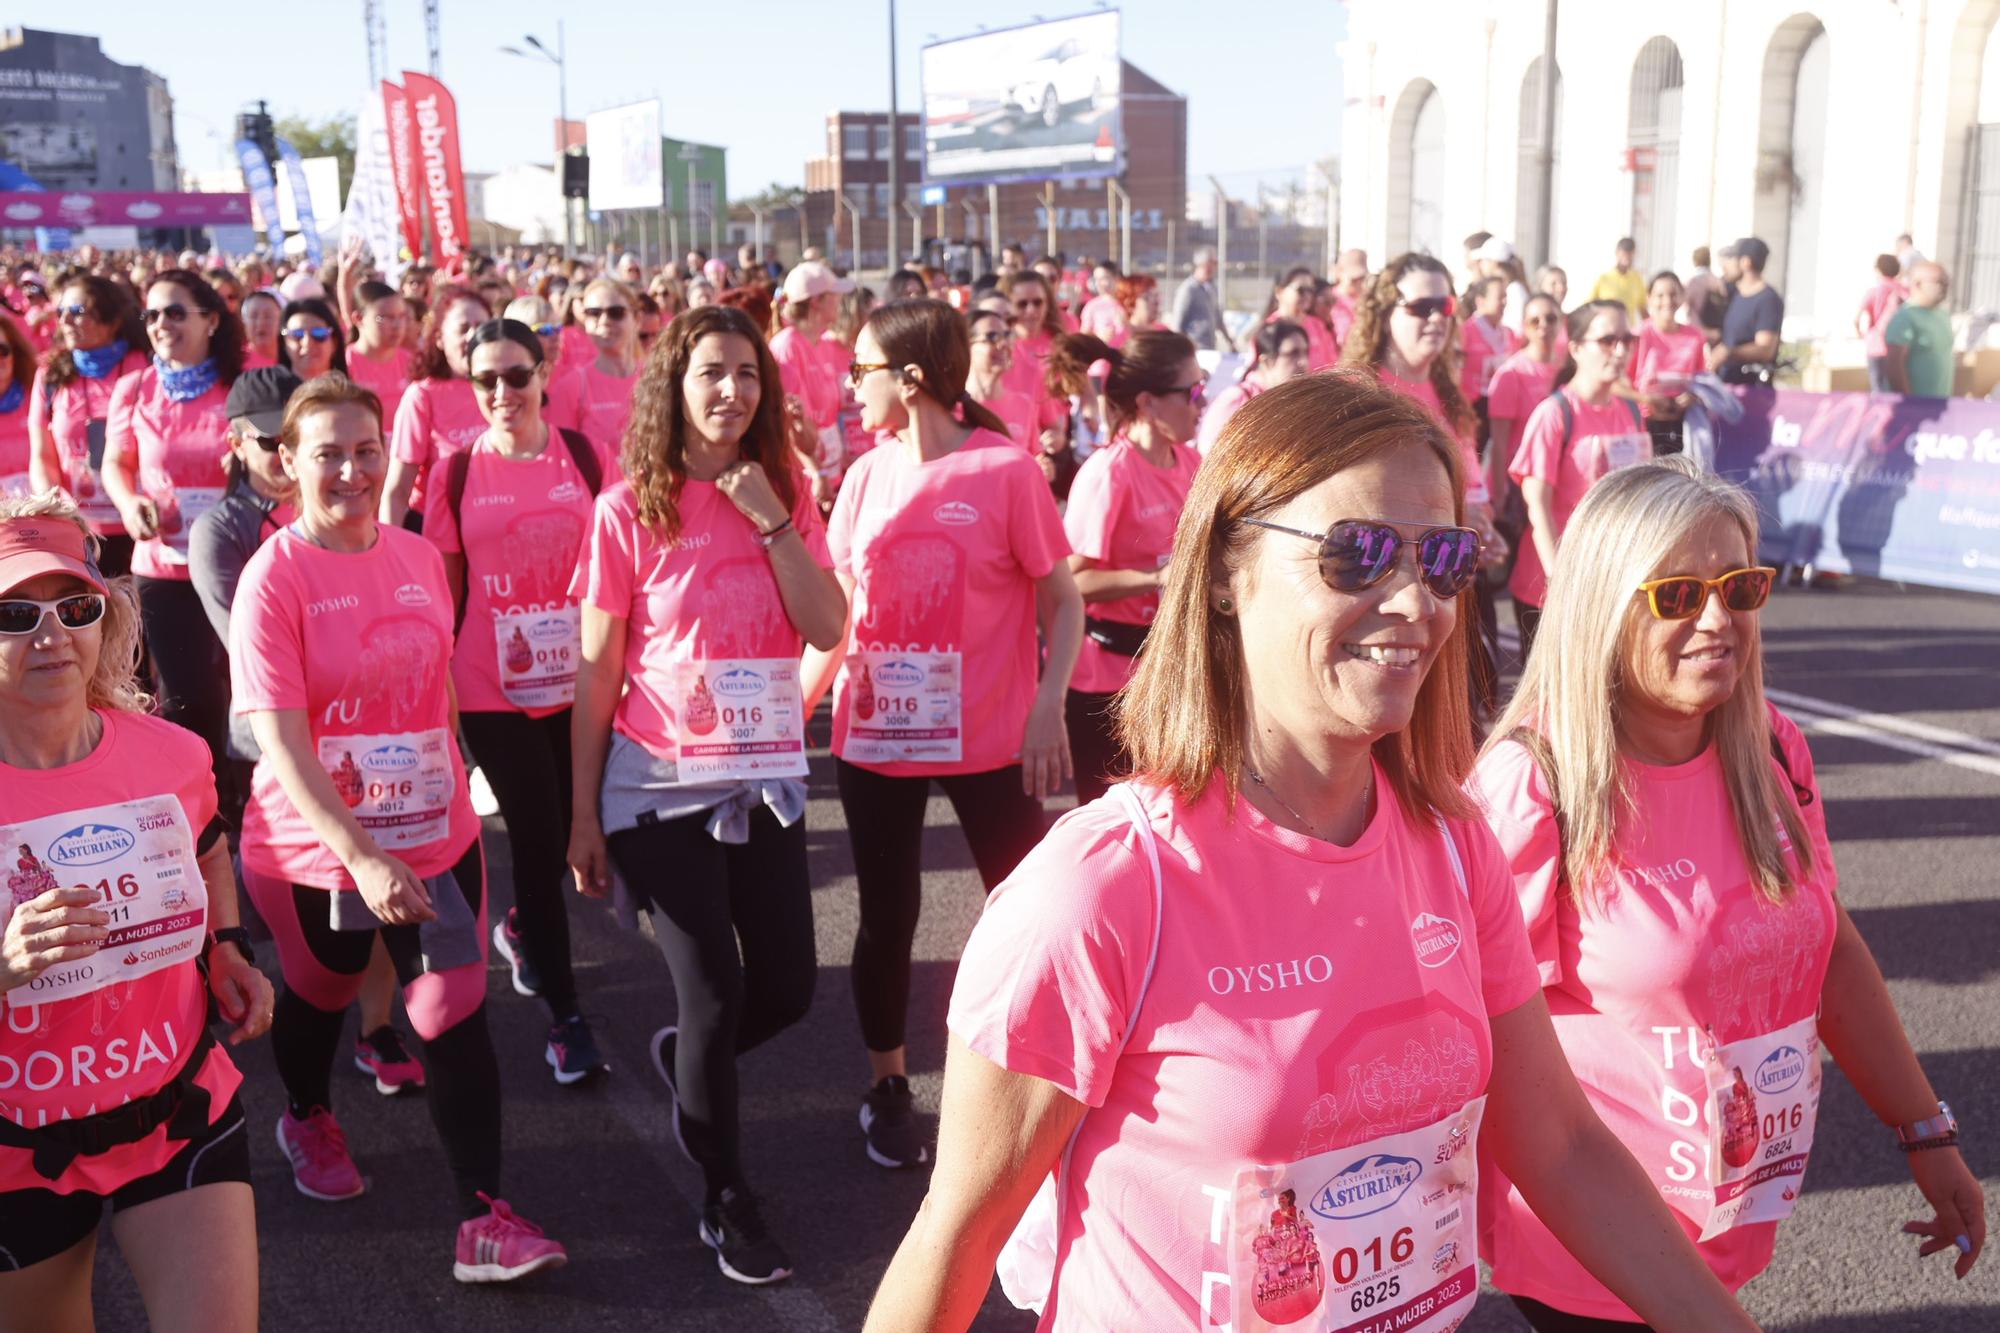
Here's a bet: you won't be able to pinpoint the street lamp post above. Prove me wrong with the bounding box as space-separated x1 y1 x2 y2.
503 22 573 255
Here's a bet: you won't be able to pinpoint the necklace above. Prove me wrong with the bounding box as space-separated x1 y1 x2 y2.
1247 767 1321 837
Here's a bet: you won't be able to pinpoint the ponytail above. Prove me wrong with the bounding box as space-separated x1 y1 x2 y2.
957 389 1009 437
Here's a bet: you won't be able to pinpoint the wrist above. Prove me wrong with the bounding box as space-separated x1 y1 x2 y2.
206 926 253 965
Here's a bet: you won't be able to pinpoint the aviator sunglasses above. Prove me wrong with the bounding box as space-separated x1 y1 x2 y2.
0 593 107 636
1635 567 1776 620
1243 518 1482 598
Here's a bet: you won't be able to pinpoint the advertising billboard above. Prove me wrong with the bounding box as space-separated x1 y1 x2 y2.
586 99 664 211
921 11 1122 187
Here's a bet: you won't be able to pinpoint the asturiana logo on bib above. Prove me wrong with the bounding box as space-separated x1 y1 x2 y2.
394 583 432 607
932 501 979 526
713 667 766 698
1410 912 1463 968
47 822 136 868
1311 1153 1423 1221
527 616 571 644
547 480 585 504
1755 1044 1807 1095
873 659 925 689
363 744 422 774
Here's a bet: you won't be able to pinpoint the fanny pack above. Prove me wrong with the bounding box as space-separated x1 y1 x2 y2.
1084 615 1151 658
0 1026 216 1182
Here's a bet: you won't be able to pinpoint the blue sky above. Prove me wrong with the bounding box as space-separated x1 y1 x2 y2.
11 0 1343 195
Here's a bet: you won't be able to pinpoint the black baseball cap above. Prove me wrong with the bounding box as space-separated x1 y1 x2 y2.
1731 237 1770 270
224 366 304 436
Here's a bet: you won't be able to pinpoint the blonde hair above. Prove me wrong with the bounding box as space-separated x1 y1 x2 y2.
504 295 557 326
1485 456 1813 902
1119 371 1477 823
0 493 149 713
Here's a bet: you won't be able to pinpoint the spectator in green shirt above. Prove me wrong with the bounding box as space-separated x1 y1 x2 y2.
1590 237 1647 320
1884 262 1955 398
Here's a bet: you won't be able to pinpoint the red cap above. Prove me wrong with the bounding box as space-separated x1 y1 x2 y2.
0 518 107 598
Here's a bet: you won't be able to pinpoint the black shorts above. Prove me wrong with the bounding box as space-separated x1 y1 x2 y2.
0 1091 250 1273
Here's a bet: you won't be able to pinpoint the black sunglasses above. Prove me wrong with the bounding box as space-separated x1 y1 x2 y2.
0 593 107 636
583 305 628 322
243 429 283 453
470 366 539 394
1396 296 1457 322
143 304 190 326
1243 517 1482 598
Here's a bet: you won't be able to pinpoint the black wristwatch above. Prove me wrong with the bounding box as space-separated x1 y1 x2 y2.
207 927 254 965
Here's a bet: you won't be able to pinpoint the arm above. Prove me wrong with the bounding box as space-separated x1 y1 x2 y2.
197 835 273 1047
27 374 60 496
566 604 627 899
864 1034 1087 1332
1521 476 1561 579
800 572 854 714
1485 421 1514 507
187 513 247 645
381 458 418 526
1484 994 1761 1331
1023 562 1083 799
99 377 157 541
246 709 435 923
1067 553 1161 604
1818 902 1985 1276
1884 345 1912 396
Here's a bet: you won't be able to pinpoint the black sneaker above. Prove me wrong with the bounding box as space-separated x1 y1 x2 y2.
859 1075 928 1169
545 1015 607 1086
492 909 544 998
648 1026 694 1163
698 1186 793 1285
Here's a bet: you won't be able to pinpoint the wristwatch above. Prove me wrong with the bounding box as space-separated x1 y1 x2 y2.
1894 1101 1958 1151
206 927 254 965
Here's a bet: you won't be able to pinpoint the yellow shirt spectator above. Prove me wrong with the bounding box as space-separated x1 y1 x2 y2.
1591 265 1647 319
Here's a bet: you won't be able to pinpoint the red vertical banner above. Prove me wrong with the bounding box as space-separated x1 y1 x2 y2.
380 79 425 262
402 71 470 265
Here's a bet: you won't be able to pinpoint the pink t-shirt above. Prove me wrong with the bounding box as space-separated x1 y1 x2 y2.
1470 712 1837 1321
1378 367 1482 502
1631 323 1707 406
0 398 31 499
1484 351 1561 466
559 324 595 369
346 345 416 424
390 376 488 515
423 433 595 716
827 429 1070 778
31 351 150 534
1063 438 1199 694
1506 388 1650 608
546 361 640 461
1079 294 1128 348
572 473 829 764
1197 378 1260 454
1858 280 1904 360
230 524 479 889
976 390 1038 452
1002 330 1067 433
243 345 279 371
0 711 241 1196
769 325 844 431
1330 294 1358 350
949 772 1541 1329
104 367 233 581
1270 311 1339 370
1460 316 1521 401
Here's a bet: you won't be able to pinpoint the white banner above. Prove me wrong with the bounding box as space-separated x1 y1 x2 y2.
340 94 407 281
585 99 663 211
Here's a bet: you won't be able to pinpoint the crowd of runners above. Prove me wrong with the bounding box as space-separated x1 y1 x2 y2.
0 235 1984 1332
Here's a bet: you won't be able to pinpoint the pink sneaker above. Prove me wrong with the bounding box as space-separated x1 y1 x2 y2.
354 1026 426 1096
275 1109 366 1201
453 1192 568 1283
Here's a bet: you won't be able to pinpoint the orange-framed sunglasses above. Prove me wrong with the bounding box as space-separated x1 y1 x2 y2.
1635 566 1778 620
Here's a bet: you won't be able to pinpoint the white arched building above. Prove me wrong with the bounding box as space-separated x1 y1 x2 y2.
1339 1 2000 336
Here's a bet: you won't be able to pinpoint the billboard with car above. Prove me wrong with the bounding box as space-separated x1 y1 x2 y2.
921 11 1123 187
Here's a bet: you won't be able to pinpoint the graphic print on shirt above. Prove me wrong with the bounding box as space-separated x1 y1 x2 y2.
845 526 967 763
1298 994 1487 1157
317 611 455 849
486 508 587 708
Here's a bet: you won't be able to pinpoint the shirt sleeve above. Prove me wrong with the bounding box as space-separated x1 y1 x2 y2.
390 380 433 465
103 371 141 468
186 503 244 644
1007 454 1071 580
1456 813 1543 1016
945 802 1156 1107
1061 449 1120 563
1752 292 1785 336
1769 706 1839 899
1469 741 1566 988
1883 308 1916 349
228 546 309 713
424 458 463 555
1508 394 1565 486
573 490 637 616
826 461 861 578
790 479 832 569
1487 368 1520 423
544 367 583 434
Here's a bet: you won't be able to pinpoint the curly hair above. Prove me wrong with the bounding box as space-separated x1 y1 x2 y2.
1338 252 1474 437
0 492 150 713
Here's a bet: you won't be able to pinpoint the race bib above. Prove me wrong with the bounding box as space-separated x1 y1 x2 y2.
494 604 580 710
671 657 808 782
154 486 224 564
844 649 962 764
1594 432 1651 475
1700 1015 1821 1240
318 728 456 851
0 472 31 500
1 794 207 1003
67 422 121 525
1229 1098 1484 1332
816 422 847 470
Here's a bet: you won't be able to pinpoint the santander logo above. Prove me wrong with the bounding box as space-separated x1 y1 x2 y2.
1410 912 1462 968
932 500 979 526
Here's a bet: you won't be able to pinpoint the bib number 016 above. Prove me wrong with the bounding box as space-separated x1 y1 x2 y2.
1332 1225 1414 1287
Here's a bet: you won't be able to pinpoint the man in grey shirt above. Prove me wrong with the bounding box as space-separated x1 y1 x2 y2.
1168 248 1226 350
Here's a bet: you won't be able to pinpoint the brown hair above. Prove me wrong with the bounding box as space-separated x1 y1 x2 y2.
412 284 492 381
279 371 384 447
1339 252 1473 437
999 270 1065 340
865 299 1010 438
43 275 148 393
0 315 34 401
621 305 798 542
1118 370 1476 823
1046 328 1196 436
1114 273 1158 315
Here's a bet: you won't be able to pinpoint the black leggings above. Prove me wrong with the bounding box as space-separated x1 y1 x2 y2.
268 840 503 1219
1064 689 1125 807
837 758 1047 1052
1510 1296 1653 1332
461 708 578 1018
608 807 815 1200
136 576 236 819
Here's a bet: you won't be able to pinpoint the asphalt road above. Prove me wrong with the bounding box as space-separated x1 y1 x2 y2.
90 577 2000 1332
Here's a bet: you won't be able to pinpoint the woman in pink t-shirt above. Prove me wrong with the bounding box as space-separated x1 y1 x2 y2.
0 495 270 1323
1475 458 1984 1330
546 277 643 461
28 276 151 574
0 320 35 502
382 286 492 528
810 298 1082 1173
1046 328 1203 803
867 374 1759 1332
1485 293 1566 504
239 291 281 371
999 271 1070 451
278 297 349 382
567 305 845 1285
1630 272 1708 458
426 319 608 1088
230 375 566 1283
965 306 1038 455
102 270 245 810
1459 275 1521 407
1077 262 1129 348
1197 318 1312 454
1266 266 1340 370
769 262 853 494
1509 300 1649 655
343 281 417 422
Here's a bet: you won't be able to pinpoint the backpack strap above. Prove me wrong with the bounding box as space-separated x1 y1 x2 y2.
1555 390 1575 454
556 427 604 495
1768 724 1815 807
439 447 474 636
1622 396 1645 433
